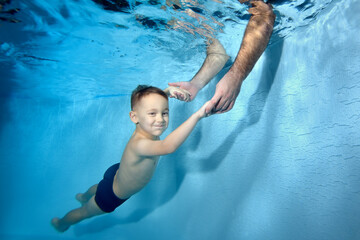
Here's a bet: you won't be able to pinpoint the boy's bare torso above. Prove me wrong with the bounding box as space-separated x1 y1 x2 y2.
112 132 159 199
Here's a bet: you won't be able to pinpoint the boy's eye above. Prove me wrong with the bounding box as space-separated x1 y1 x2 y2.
163 112 169 116
148 112 156 116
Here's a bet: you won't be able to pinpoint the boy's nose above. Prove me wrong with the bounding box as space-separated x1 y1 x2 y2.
156 114 165 122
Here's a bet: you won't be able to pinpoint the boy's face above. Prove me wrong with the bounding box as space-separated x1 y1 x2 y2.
131 93 169 138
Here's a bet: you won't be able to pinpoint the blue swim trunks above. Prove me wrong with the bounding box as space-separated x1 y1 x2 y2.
95 163 128 213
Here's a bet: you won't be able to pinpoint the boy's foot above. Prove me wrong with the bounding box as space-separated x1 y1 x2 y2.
75 193 88 205
51 217 70 232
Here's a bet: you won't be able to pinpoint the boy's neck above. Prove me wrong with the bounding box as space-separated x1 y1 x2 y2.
134 125 159 140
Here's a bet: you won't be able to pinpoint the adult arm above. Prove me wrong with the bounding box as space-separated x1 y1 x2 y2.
168 38 229 101
205 0 276 114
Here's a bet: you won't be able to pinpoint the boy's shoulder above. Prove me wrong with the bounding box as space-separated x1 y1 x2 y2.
122 133 160 164
127 132 155 151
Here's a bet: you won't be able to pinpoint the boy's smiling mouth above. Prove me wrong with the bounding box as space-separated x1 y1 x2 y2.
153 124 167 130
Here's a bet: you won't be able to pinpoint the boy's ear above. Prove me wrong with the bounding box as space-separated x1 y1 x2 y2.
129 111 139 124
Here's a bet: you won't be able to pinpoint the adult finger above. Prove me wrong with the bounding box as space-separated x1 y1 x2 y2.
219 100 235 113
219 100 231 113
227 101 235 112
213 95 229 112
205 96 220 114
168 82 181 87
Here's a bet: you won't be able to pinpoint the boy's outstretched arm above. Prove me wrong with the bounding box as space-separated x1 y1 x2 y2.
135 101 210 156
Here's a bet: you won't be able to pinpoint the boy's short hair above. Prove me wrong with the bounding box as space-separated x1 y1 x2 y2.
131 85 168 110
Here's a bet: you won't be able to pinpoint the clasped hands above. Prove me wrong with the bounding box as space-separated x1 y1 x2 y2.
165 74 241 115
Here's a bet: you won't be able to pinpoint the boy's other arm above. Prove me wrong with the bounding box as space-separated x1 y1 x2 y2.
135 101 210 156
164 86 192 102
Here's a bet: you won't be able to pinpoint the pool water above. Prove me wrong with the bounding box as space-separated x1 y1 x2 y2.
1 0 360 239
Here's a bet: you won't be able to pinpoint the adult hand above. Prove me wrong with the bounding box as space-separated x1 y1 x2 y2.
205 71 242 114
168 81 200 102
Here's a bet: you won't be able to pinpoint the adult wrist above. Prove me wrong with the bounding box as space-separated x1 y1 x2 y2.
190 78 204 91
227 67 245 86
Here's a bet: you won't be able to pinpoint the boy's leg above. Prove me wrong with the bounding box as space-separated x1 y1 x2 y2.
76 184 98 205
51 195 105 232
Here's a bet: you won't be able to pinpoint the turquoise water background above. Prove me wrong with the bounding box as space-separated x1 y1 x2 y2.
1 0 359 239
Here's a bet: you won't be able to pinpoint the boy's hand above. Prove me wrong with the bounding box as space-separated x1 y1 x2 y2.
197 101 212 119
165 86 192 102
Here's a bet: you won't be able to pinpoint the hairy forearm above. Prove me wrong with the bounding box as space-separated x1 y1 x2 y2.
229 2 275 82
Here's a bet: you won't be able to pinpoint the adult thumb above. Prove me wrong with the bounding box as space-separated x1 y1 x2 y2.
168 82 181 87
